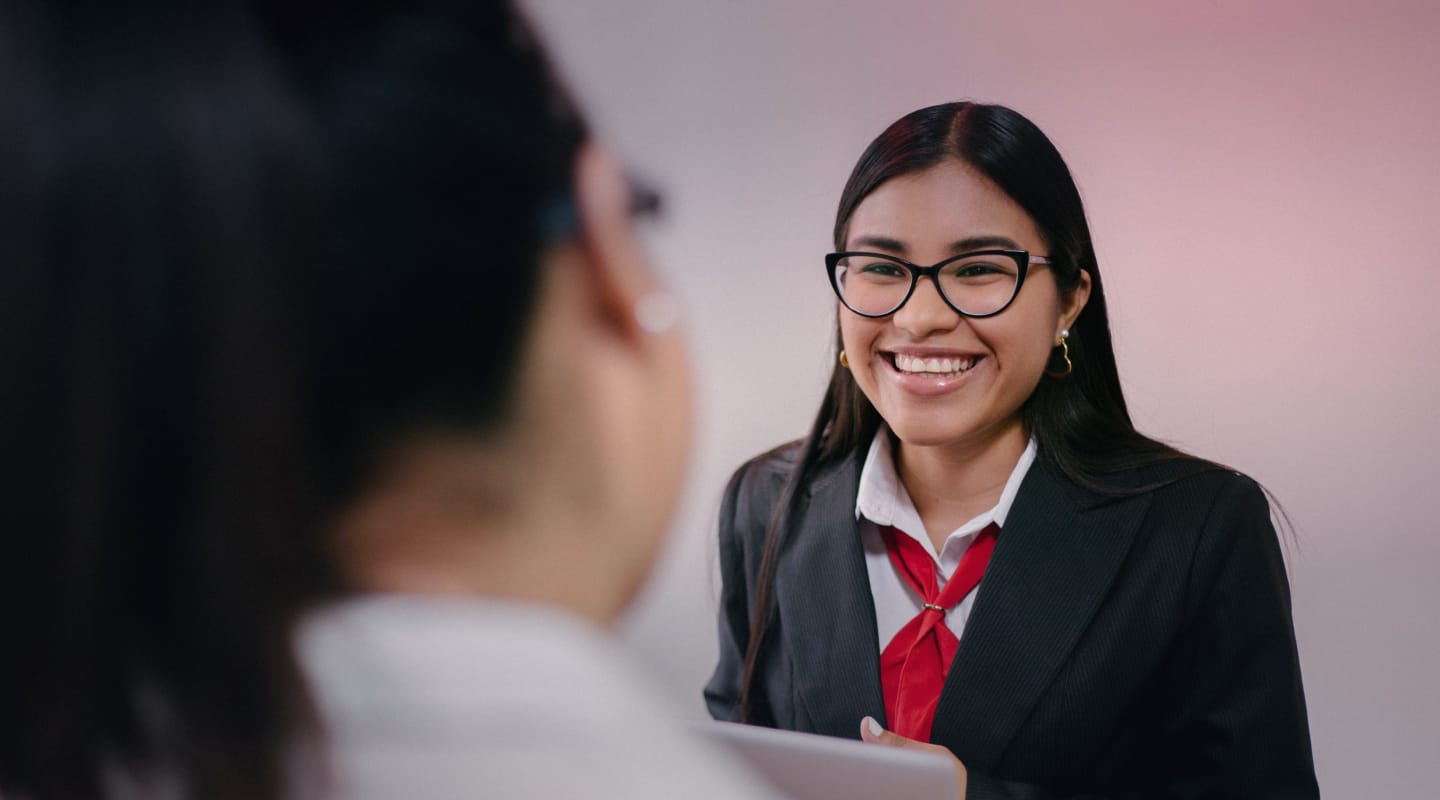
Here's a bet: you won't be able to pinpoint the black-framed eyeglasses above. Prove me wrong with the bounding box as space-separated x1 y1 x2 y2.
825 249 1051 318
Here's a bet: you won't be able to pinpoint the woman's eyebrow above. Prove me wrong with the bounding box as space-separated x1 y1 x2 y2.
848 234 1023 253
949 235 1021 252
850 234 907 252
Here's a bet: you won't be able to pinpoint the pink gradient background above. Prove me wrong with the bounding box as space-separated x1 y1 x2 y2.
526 1 1440 794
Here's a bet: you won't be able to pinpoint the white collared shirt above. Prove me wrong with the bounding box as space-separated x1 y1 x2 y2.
294 596 782 799
855 428 1037 649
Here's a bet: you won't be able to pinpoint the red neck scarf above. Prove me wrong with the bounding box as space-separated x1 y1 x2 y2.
878 522 999 741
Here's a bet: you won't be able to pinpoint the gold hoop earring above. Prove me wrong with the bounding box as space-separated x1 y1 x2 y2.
1045 334 1072 379
838 350 850 368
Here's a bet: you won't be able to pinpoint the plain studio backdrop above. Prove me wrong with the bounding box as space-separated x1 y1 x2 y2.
524 2 1439 796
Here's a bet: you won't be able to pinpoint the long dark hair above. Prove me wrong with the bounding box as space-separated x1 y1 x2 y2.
737 102 1208 718
0 2 583 797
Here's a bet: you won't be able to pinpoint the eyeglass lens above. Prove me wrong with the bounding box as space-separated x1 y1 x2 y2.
832 253 1021 316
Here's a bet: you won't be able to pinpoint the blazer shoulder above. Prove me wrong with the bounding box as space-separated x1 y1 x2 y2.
1136 462 1269 516
1122 462 1281 593
719 439 805 547
1090 457 1268 512
1071 458 1275 561
724 439 803 502
736 438 805 480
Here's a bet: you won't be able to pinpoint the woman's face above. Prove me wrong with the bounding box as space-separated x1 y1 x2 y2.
838 159 1088 455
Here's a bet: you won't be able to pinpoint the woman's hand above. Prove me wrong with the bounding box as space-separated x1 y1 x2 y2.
859 716 968 800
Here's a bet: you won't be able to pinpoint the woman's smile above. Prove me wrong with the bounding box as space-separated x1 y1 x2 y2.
876 347 986 397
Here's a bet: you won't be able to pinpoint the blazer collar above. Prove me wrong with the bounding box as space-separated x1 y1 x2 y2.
931 458 1151 770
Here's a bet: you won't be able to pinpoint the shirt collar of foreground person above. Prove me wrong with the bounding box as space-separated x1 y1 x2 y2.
293 596 786 800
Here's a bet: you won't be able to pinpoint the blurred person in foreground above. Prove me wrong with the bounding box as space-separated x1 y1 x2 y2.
0 2 778 798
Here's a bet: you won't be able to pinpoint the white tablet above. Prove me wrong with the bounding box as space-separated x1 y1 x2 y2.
695 720 955 800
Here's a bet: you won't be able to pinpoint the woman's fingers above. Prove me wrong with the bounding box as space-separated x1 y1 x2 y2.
859 715 936 751
860 715 914 747
858 717 969 799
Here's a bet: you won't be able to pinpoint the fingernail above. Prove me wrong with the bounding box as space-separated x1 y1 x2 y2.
865 716 884 737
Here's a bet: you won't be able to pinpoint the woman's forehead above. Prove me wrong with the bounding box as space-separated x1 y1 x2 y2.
847 163 1043 254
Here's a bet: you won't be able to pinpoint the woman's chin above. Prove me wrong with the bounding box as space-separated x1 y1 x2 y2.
883 410 1026 455
886 420 977 451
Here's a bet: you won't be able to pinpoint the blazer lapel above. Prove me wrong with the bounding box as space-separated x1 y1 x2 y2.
775 450 886 739
931 460 1151 770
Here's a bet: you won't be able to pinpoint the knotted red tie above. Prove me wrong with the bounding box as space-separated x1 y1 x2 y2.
879 522 999 741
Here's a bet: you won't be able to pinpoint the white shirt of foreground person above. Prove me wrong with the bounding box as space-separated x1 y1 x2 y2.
296 595 784 800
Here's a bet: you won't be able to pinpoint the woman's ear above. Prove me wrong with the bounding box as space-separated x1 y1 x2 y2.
572 142 652 342
1060 269 1092 336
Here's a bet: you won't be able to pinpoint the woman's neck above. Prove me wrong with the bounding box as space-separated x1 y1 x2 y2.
895 417 1028 550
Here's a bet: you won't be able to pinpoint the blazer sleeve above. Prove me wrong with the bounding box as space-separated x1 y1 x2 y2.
966 475 1318 800
704 458 765 724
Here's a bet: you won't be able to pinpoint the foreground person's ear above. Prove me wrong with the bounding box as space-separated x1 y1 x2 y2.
572 142 656 342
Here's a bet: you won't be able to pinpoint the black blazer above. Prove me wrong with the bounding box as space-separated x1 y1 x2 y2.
705 443 1319 799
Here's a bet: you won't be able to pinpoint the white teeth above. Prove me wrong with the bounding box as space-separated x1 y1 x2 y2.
894 354 975 374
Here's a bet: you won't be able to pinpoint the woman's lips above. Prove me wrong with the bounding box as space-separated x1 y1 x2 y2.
879 351 984 396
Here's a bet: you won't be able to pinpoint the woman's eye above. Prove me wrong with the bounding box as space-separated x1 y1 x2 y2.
858 261 906 278
950 261 1011 279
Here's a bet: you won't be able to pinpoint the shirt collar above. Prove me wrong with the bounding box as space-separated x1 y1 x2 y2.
855 426 1037 546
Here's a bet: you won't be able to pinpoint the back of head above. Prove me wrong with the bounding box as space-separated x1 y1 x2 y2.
0 1 583 796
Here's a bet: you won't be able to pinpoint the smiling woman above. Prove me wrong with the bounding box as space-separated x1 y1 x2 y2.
836 160 1088 502
705 102 1319 799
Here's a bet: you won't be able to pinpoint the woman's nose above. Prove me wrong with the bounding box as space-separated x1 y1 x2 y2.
891 276 961 338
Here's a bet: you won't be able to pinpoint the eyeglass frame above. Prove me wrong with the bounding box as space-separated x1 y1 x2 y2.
824 248 1052 319
537 174 663 243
